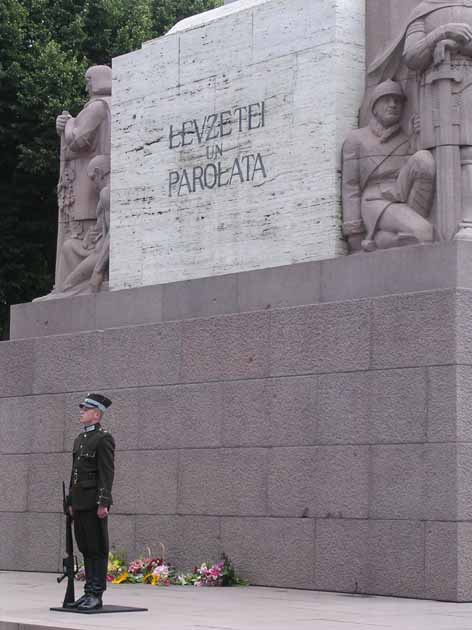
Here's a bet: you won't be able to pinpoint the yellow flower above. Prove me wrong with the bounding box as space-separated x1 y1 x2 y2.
142 573 153 584
112 571 129 584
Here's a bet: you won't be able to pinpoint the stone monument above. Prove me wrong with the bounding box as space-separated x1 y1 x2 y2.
39 65 112 299
110 0 365 288
363 0 472 242
4 0 472 606
342 79 435 252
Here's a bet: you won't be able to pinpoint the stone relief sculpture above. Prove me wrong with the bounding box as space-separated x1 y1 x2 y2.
364 0 472 242
37 65 111 298
60 155 110 294
342 80 436 253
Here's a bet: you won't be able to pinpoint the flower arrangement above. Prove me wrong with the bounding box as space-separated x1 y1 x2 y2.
76 549 247 587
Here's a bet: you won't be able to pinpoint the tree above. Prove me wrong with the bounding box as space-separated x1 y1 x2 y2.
0 0 221 338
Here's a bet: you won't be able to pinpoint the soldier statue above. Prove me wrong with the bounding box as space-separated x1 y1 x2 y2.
35 65 112 300
367 0 472 240
66 393 115 611
342 80 436 253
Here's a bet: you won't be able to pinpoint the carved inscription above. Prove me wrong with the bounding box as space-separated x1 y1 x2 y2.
167 101 268 197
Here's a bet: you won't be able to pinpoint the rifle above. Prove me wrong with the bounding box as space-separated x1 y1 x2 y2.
57 481 77 607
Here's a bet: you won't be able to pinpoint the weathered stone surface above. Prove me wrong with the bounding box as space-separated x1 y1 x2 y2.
368 443 472 522
10 295 97 339
136 515 222 570
221 379 270 447
268 446 369 519
370 445 425 520
0 395 65 454
315 518 369 593
137 383 223 450
221 517 315 589
94 388 141 452
181 312 270 382
0 513 61 572
367 520 425 598
28 453 70 513
270 301 370 376
113 450 178 515
0 455 29 512
0 340 34 397
425 444 458 521
267 376 318 446
317 372 369 445
369 368 427 443
320 241 471 302
371 290 456 369
101 322 181 388
162 274 239 321
110 0 365 289
33 332 104 394
238 263 321 313
456 290 472 364
458 523 472 602
428 365 460 442
96 285 163 330
458 444 472 521
10 241 472 340
178 448 268 516
108 514 136 564
425 522 458 601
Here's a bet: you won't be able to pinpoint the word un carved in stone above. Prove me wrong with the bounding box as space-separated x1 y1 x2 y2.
111 0 365 289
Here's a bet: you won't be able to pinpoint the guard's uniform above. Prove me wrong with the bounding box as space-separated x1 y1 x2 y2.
69 424 114 556
66 394 114 610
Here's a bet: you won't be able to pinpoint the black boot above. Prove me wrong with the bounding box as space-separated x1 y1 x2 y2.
77 593 102 610
65 557 92 609
77 556 107 611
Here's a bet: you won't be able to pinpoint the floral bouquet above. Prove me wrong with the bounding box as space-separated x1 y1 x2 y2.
174 554 248 587
76 548 246 587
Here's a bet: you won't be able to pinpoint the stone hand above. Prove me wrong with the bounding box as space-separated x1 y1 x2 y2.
438 23 472 45
434 39 460 65
56 111 71 135
409 113 421 136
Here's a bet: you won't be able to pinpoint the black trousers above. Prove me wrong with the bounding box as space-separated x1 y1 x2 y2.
73 510 109 559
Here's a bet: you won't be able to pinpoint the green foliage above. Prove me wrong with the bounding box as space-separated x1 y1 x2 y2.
0 0 220 338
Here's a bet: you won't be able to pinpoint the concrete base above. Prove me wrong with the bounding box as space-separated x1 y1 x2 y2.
10 241 472 339
3 242 472 601
3 572 472 630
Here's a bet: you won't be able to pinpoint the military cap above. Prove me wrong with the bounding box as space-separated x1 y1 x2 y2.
79 393 112 412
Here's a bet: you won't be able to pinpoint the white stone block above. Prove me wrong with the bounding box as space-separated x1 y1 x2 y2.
110 0 365 289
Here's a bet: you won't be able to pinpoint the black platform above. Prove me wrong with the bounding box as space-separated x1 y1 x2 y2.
50 604 148 614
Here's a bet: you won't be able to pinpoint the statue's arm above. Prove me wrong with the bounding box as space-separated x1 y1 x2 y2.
63 101 107 152
342 135 363 236
403 19 472 71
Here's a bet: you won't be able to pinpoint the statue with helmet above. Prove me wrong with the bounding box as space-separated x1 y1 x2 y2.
366 0 472 241
342 80 436 253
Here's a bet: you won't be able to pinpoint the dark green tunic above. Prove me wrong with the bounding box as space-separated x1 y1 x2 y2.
68 424 115 562
69 424 115 511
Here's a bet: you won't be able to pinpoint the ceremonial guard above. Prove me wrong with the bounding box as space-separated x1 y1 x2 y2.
66 393 115 611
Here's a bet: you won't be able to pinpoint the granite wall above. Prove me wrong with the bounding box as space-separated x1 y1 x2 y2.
3 242 472 601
